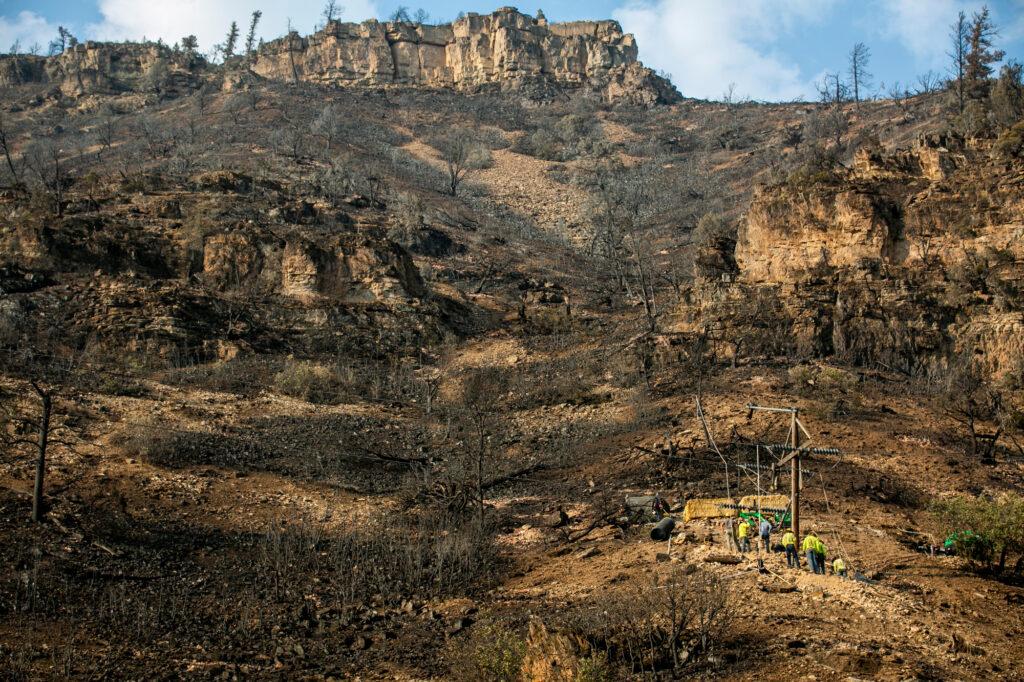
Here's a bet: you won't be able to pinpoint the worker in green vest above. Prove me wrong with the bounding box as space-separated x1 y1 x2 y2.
737 519 751 553
815 537 827 575
832 556 847 578
781 529 798 567
801 531 820 573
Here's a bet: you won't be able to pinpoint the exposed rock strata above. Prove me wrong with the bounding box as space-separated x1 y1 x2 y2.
0 42 198 96
729 134 1024 374
251 7 677 104
0 8 677 105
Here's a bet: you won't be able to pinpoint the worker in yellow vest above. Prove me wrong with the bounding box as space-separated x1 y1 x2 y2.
781 529 798 568
800 531 820 573
815 538 827 575
737 519 751 553
832 557 847 578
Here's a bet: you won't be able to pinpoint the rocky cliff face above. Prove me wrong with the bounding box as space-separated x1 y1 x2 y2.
731 134 1024 374
0 168 450 360
0 8 677 104
0 41 198 96
251 7 678 104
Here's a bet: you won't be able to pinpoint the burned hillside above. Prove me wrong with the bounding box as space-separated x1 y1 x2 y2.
1 5 1024 681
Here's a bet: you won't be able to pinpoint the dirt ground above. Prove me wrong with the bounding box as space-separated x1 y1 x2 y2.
3 328 1023 679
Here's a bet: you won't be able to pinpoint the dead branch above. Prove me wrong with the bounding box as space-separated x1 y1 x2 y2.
482 461 550 491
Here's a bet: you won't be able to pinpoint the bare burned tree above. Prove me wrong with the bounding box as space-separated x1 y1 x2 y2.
1 381 55 522
244 87 261 112
192 83 214 117
436 129 489 196
707 286 792 368
916 70 943 95
7 40 22 85
991 62 1024 128
286 18 300 83
848 42 873 106
145 56 170 100
949 10 969 113
887 81 910 110
224 92 248 126
322 1 342 25
137 114 176 158
434 366 509 525
24 137 66 216
0 309 84 522
817 72 848 107
583 157 661 333
312 103 345 152
0 111 24 188
96 106 118 157
271 115 309 160
939 354 1005 462
390 6 412 22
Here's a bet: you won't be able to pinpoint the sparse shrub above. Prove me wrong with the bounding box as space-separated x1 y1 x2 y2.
789 364 860 417
990 61 1024 129
557 567 730 674
955 99 991 138
511 112 602 161
855 473 925 509
95 374 150 398
507 355 599 409
576 653 613 682
254 511 499 606
270 117 308 160
475 127 511 151
932 494 1024 574
163 356 276 394
272 358 342 403
692 212 737 280
514 128 562 160
118 421 268 469
994 120 1024 159
0 298 25 347
449 623 526 682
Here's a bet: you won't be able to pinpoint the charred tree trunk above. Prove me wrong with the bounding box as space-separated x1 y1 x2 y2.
31 384 52 523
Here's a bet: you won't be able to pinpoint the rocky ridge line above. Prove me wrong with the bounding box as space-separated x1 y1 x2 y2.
0 7 679 106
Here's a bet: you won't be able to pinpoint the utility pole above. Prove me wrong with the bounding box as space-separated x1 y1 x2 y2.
746 404 839 544
790 408 799 541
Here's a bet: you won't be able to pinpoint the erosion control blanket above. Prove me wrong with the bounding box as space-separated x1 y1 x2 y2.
683 497 737 522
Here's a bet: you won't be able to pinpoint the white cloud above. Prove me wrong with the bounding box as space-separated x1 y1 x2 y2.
874 0 974 68
87 1 380 54
1000 0 1024 42
0 11 60 54
613 0 836 102
874 0 1024 70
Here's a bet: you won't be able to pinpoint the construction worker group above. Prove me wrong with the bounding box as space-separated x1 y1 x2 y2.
737 519 847 577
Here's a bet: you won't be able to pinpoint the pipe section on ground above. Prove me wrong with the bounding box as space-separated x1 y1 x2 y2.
651 516 675 541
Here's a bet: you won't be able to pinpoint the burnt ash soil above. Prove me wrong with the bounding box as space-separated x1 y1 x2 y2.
3 349 1024 679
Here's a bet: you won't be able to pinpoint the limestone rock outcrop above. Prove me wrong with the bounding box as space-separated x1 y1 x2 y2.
251 7 678 104
0 8 677 104
201 230 426 304
0 41 199 96
729 133 1024 374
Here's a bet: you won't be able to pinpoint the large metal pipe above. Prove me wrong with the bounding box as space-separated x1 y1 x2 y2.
650 517 676 541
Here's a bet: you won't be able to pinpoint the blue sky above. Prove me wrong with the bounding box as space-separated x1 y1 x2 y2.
2 1 1022 101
